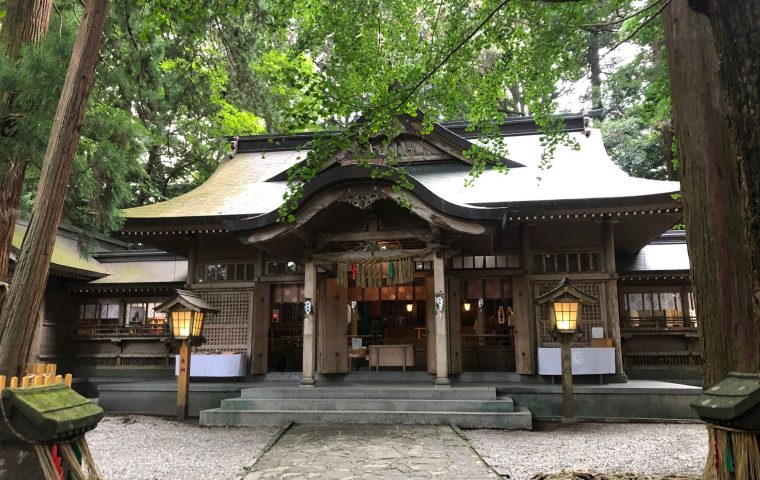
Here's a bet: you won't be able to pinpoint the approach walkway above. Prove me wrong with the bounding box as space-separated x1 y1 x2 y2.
242 423 500 479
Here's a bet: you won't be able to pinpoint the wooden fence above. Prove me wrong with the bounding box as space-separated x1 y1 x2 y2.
0 363 73 391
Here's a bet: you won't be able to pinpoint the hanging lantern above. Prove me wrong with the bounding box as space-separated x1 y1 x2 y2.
463 302 472 312
406 303 414 313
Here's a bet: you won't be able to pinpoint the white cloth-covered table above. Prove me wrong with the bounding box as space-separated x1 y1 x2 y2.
174 353 246 377
537 347 615 375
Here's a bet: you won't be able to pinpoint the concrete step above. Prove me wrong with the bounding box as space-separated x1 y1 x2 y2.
240 386 497 401
219 397 514 413
200 406 533 429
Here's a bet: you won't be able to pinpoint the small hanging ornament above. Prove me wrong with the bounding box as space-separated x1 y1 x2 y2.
388 260 395 281
351 263 357 280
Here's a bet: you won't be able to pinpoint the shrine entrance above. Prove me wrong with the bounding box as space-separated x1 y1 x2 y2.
459 277 516 372
267 283 304 372
346 280 429 371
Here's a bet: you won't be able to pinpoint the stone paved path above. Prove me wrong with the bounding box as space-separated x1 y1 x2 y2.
243 424 501 479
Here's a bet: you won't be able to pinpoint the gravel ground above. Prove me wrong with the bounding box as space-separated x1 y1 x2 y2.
463 423 708 480
86 415 278 480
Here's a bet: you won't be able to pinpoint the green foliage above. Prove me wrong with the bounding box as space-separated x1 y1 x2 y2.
601 116 667 180
5 0 273 236
600 16 673 179
274 0 608 219
2 0 678 232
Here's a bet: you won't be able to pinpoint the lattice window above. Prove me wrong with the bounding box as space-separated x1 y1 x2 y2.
534 281 604 347
195 289 252 354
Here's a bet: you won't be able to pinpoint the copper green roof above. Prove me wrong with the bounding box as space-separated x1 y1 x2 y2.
12 222 107 278
122 129 681 222
12 222 187 283
123 150 302 219
89 259 187 284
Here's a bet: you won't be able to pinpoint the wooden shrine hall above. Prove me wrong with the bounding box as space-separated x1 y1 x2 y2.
112 112 684 386
10 113 703 426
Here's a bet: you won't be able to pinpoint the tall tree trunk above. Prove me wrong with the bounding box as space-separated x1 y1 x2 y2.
706 1 760 368
0 0 109 378
663 1 760 477
0 0 53 302
587 29 603 111
660 119 677 181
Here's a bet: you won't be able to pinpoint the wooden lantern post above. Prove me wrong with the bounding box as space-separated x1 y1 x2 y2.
535 278 597 424
155 290 219 421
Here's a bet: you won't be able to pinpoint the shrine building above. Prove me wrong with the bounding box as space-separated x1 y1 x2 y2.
11 113 701 423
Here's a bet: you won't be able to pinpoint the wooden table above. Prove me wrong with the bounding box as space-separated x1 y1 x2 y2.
368 345 414 371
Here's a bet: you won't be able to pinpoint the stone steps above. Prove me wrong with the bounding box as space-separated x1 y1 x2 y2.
200 385 532 429
220 397 515 412
240 386 498 400
200 406 533 429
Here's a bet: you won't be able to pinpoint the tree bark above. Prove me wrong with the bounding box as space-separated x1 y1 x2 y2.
663 1 760 477
0 0 109 378
0 0 53 302
706 0 760 372
660 119 677 181
587 29 603 111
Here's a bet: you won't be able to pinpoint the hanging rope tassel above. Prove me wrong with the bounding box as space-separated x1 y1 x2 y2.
725 432 734 474
388 261 395 283
351 263 357 280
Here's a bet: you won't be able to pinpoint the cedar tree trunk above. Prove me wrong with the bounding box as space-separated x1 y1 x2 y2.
587 29 602 111
0 0 53 302
663 0 760 477
706 1 760 364
0 0 109 377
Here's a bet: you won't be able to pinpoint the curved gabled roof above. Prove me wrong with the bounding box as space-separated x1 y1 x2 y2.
123 128 679 227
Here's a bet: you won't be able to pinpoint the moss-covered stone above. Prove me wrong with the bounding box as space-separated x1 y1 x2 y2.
0 384 103 443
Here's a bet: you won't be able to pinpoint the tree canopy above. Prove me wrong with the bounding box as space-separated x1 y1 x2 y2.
1 0 674 235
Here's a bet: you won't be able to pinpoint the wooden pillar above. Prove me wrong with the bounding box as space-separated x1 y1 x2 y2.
251 281 270 374
603 220 625 377
318 278 348 373
301 257 317 385
447 275 462 375
177 339 191 420
476 305 486 335
558 332 576 424
426 274 436 374
433 251 449 385
514 223 536 374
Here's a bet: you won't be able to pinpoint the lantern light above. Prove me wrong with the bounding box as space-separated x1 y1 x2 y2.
534 277 598 425
463 302 471 312
154 289 219 422
552 296 580 333
535 277 597 335
406 303 414 313
155 290 219 341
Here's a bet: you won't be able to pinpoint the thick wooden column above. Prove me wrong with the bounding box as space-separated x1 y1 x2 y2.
301 258 317 385
433 252 449 385
513 223 536 374
251 281 270 374
318 278 348 373
447 275 462 375
603 220 625 377
426 275 436 374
